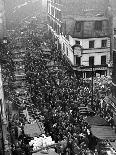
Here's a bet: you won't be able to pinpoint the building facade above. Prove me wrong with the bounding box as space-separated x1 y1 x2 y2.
108 37 116 114
47 0 113 78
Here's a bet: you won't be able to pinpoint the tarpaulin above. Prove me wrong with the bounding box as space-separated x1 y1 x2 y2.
84 115 109 126
24 121 45 137
91 125 116 140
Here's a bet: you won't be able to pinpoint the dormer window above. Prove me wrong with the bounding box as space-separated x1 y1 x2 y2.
75 22 81 32
95 21 102 31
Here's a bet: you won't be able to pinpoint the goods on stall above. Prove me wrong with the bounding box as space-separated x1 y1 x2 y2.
29 134 55 151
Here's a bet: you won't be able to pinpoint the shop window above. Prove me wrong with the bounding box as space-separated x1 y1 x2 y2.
89 40 94 48
95 21 102 31
101 40 107 48
101 55 106 65
89 56 94 66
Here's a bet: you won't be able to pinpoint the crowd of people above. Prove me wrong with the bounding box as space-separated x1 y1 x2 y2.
5 17 115 155
21 40 114 155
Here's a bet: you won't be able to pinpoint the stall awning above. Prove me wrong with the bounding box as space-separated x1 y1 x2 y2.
91 125 116 140
84 115 109 126
24 121 45 137
32 150 58 155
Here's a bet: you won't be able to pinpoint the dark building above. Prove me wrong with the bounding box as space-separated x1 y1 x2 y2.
109 37 116 111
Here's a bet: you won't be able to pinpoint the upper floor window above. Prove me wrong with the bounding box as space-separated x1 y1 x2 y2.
57 24 60 35
89 56 94 66
75 56 81 66
66 47 68 56
75 22 81 32
101 40 107 48
58 11 61 21
75 40 80 45
89 40 94 48
51 6 54 16
48 4 50 14
95 21 102 31
63 43 65 51
101 55 106 65
55 9 61 21
54 0 61 4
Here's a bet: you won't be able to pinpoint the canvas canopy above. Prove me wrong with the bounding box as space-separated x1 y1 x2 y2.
84 115 109 126
24 121 45 137
91 125 116 140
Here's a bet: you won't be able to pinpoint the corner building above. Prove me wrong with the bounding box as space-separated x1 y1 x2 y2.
47 0 113 78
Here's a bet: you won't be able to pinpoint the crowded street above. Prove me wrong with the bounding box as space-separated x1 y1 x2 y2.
0 0 116 155
2 14 115 155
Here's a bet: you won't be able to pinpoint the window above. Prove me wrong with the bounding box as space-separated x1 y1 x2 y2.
101 40 107 48
56 24 60 35
89 56 94 66
95 21 102 31
75 40 80 45
51 6 54 16
75 56 81 66
55 10 61 21
75 22 81 32
54 22 57 31
51 19 54 29
48 4 50 14
89 40 94 48
47 16 50 25
63 43 65 51
66 47 68 56
101 55 106 65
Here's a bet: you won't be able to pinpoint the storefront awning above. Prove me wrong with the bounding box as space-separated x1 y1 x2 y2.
84 115 109 126
91 125 116 140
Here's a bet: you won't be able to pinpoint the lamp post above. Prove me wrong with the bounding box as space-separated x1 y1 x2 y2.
91 63 94 109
